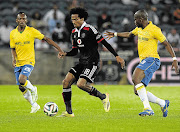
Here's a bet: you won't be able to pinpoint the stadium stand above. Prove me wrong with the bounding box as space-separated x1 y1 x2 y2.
0 0 179 50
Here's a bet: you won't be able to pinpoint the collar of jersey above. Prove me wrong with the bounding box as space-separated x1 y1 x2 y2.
75 22 86 37
142 21 152 30
16 25 27 33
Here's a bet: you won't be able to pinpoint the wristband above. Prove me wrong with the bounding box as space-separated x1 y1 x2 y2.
114 32 118 37
173 57 177 60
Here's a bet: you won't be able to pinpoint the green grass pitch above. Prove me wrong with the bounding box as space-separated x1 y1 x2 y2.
0 85 180 132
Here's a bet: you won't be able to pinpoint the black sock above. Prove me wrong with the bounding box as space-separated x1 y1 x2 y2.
90 87 106 100
62 87 72 114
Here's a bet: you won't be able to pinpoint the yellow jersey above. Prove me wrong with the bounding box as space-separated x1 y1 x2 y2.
10 26 44 66
131 21 166 61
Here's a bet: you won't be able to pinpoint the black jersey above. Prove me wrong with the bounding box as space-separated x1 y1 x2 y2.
71 22 104 65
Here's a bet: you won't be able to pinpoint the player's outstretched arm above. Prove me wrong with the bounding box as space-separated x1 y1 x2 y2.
43 36 64 53
104 31 132 40
58 48 78 59
162 40 179 74
101 39 125 69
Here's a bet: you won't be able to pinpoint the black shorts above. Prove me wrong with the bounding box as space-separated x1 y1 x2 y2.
69 63 99 83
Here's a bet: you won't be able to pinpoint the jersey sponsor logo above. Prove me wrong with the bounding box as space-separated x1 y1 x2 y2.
78 45 84 47
15 42 22 45
77 39 82 44
15 41 30 46
77 39 84 47
24 41 30 44
138 36 149 41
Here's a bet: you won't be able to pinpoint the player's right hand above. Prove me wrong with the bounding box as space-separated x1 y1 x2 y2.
58 52 67 59
12 60 16 68
116 56 125 69
104 31 115 40
172 60 179 75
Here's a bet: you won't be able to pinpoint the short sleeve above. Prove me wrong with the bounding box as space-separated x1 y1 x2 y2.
31 27 44 40
10 31 15 48
131 27 138 36
154 27 166 43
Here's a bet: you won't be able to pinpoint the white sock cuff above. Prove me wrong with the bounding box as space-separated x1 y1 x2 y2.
135 83 144 89
63 88 71 92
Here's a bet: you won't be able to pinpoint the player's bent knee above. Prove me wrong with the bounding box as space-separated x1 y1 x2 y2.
19 80 25 85
62 79 70 87
132 76 136 84
76 82 85 89
18 78 26 85
132 77 140 85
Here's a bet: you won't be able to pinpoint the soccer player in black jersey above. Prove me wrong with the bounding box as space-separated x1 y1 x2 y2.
57 7 125 117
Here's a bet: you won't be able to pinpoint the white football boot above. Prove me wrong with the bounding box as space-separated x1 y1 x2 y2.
30 104 40 113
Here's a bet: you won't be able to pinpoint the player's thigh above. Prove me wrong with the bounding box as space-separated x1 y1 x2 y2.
19 74 27 82
63 72 76 87
77 78 87 88
19 65 34 82
132 68 145 85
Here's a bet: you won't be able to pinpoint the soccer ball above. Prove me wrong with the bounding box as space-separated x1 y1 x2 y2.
44 102 58 116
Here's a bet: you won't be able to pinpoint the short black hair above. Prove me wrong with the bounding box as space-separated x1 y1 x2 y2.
70 7 88 20
17 12 27 18
135 10 148 20
17 12 26 16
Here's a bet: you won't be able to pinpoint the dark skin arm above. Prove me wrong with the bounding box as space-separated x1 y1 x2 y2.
105 31 179 74
42 36 64 53
11 48 16 67
104 31 132 39
162 40 179 74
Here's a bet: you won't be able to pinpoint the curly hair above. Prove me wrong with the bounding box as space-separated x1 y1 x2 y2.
70 7 88 20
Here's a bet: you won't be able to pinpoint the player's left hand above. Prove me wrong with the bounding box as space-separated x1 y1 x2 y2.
172 60 179 74
116 56 125 69
58 52 67 59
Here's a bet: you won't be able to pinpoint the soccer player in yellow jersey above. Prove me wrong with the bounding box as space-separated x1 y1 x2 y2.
10 12 63 113
105 10 179 117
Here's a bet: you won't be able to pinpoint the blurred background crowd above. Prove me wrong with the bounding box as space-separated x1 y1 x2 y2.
0 0 179 52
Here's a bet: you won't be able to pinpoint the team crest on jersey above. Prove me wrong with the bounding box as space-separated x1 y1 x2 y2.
81 33 85 38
